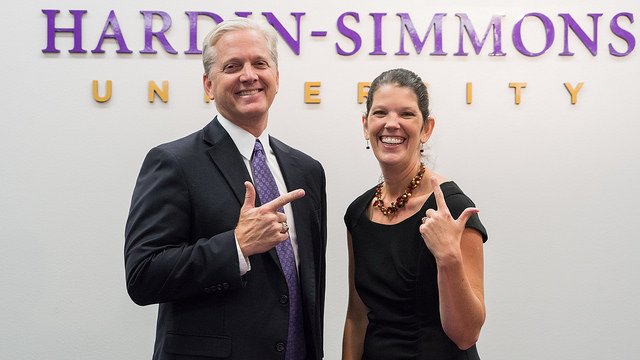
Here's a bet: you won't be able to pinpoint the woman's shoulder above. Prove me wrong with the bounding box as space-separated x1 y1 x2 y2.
440 181 488 242
344 185 377 230
440 181 476 207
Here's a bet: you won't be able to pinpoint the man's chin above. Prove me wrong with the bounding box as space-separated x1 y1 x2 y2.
236 105 269 119
224 109 268 125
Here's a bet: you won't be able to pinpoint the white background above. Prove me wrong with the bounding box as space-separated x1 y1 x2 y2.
2 1 639 359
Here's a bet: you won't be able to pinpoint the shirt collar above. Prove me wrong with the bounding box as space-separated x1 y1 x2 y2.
217 115 272 161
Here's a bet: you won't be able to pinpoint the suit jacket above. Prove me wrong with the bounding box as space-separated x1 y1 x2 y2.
125 118 327 359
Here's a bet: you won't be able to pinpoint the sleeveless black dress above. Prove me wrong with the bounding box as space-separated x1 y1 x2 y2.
344 182 488 360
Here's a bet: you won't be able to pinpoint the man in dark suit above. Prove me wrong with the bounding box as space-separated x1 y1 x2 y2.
124 17 326 360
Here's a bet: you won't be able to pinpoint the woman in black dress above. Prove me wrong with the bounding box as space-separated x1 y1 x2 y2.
342 69 488 360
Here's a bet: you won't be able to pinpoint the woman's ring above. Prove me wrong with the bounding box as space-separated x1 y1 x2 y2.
421 216 428 224
280 221 289 234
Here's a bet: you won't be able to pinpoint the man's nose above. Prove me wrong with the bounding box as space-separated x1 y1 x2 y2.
239 65 258 82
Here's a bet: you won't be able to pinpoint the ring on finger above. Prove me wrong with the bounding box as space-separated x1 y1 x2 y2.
280 221 289 234
421 216 428 224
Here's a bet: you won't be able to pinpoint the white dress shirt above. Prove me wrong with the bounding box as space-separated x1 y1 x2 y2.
217 115 300 275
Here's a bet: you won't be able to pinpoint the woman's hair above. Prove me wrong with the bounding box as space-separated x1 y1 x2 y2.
365 68 430 123
202 18 279 77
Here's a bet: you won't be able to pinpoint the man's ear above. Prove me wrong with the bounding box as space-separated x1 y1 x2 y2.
203 74 214 100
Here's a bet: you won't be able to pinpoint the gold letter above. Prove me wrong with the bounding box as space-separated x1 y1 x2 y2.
466 82 473 104
509 82 527 105
304 82 321 104
149 81 169 103
564 82 584 105
357 82 371 104
92 80 112 103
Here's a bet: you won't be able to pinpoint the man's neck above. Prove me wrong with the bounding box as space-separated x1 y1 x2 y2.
224 114 268 138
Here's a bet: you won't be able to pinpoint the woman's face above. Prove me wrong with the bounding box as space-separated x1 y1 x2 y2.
363 84 432 169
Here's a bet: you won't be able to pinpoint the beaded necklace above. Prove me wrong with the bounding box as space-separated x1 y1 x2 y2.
373 162 426 216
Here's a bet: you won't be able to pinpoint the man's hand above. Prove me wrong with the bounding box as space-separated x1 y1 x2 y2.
235 181 305 257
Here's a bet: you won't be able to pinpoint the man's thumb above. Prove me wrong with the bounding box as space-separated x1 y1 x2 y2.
241 181 256 210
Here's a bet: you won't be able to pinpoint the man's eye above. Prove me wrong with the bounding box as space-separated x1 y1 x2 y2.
223 64 239 73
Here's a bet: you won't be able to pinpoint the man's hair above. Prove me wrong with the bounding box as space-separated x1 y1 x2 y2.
202 17 279 76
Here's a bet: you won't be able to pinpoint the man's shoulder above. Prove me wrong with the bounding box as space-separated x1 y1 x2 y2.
158 131 201 152
269 136 322 168
154 119 219 155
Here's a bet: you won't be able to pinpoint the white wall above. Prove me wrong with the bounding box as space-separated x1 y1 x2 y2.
2 1 639 359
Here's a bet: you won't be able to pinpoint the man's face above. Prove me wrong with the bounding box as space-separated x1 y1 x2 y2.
204 29 279 133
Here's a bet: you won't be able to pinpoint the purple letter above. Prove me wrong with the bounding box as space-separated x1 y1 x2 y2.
336 12 362 56
42 9 87 53
395 13 447 56
558 13 602 56
609 12 635 57
234 12 252 18
92 10 132 54
185 12 223 54
369 13 387 55
140 11 178 54
513 13 555 57
454 13 505 56
262 12 305 55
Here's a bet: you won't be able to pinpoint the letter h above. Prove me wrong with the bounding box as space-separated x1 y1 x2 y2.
42 9 87 53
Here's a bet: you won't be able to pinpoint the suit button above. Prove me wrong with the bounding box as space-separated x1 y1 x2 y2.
275 342 286 352
223 282 229 290
204 288 211 294
279 295 289 305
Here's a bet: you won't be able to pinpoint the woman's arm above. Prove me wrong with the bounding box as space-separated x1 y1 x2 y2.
420 178 486 349
342 232 369 359
434 229 485 349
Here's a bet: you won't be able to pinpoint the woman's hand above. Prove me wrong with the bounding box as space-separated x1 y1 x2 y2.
419 177 479 262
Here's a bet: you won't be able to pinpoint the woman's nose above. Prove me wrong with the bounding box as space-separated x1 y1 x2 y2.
384 116 400 129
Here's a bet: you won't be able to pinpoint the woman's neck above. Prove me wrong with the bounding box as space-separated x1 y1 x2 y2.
380 160 428 198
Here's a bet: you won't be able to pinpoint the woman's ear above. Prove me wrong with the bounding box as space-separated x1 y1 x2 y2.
362 114 369 140
421 116 435 143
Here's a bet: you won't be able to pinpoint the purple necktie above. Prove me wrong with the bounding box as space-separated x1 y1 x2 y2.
250 139 306 360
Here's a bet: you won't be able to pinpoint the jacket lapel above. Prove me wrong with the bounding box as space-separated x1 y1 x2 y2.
203 117 252 205
270 137 317 308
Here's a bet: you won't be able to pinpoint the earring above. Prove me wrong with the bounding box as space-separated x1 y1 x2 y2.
366 139 370 149
420 142 424 153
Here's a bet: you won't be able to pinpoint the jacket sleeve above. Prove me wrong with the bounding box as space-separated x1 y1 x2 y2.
124 146 244 306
